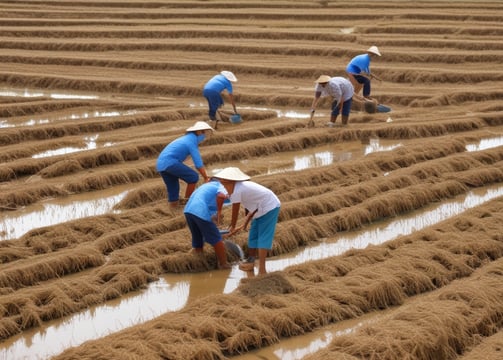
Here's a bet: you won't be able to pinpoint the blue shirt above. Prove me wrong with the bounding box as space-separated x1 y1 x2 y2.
346 54 371 75
184 181 228 221
203 74 233 94
156 132 204 171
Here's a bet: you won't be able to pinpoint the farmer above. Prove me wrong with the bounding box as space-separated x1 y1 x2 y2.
346 45 382 102
309 75 354 127
213 167 281 276
156 121 213 209
184 179 231 269
203 70 238 127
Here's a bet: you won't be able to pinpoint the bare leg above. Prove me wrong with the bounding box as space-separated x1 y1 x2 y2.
341 115 349 125
347 73 362 96
330 114 338 124
185 183 196 199
214 240 230 269
257 248 268 275
168 200 178 209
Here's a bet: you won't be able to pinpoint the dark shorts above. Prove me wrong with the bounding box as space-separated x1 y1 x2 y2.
184 212 221 248
159 162 199 202
353 74 371 97
203 88 224 120
331 98 353 117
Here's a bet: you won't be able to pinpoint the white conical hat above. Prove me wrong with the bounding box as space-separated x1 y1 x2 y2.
186 121 214 132
213 167 250 181
366 45 381 56
315 75 331 83
220 70 237 82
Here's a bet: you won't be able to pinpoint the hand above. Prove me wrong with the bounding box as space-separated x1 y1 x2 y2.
306 109 315 128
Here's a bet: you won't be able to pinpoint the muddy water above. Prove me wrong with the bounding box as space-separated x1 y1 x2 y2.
2 131 502 241
231 310 387 360
1 183 502 359
0 185 129 241
2 97 503 356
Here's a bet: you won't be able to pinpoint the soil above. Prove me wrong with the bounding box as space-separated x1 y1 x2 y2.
1 1 503 359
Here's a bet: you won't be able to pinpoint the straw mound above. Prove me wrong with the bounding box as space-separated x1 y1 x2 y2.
52 198 503 359
1 0 503 358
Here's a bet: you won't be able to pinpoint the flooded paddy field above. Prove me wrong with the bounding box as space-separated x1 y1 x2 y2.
0 1 502 359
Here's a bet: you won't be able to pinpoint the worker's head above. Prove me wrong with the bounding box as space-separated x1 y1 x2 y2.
186 121 214 142
315 75 331 87
366 45 381 57
213 167 250 194
220 70 238 82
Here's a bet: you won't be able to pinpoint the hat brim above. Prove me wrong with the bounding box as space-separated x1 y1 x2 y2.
186 121 214 132
213 167 251 181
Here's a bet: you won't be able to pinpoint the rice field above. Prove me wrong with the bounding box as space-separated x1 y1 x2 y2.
1 1 503 359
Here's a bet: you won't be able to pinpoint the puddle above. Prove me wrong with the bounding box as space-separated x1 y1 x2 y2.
466 135 503 151
239 105 315 119
0 89 98 100
0 277 189 360
0 110 138 128
3 132 503 241
232 312 378 360
339 27 355 34
1 184 500 359
32 134 114 158
0 186 129 241
222 184 503 291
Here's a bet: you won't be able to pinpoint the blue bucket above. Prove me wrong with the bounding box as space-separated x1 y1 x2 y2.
230 114 242 124
377 104 391 113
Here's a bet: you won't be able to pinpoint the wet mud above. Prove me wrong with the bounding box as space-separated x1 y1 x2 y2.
0 1 503 359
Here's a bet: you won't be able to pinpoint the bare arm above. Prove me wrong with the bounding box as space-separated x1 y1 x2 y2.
228 93 237 113
310 92 322 111
215 192 228 226
198 166 209 182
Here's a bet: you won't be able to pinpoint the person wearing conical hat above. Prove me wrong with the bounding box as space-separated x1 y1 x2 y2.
183 178 231 270
309 75 354 128
203 71 238 127
156 121 213 208
213 167 281 276
346 45 382 102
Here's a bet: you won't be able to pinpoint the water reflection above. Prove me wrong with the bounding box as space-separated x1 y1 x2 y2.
0 189 128 241
233 310 375 360
0 89 98 100
1 184 501 358
262 185 503 274
364 137 402 155
0 278 189 360
0 110 138 128
466 135 503 151
32 134 114 158
4 133 503 241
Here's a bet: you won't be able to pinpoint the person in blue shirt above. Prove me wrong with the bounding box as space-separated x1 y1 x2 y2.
184 179 231 269
203 71 238 127
156 121 213 209
346 46 382 102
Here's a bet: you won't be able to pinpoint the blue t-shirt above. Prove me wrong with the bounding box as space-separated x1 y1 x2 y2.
184 181 228 221
346 54 371 75
156 132 204 171
203 74 233 94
